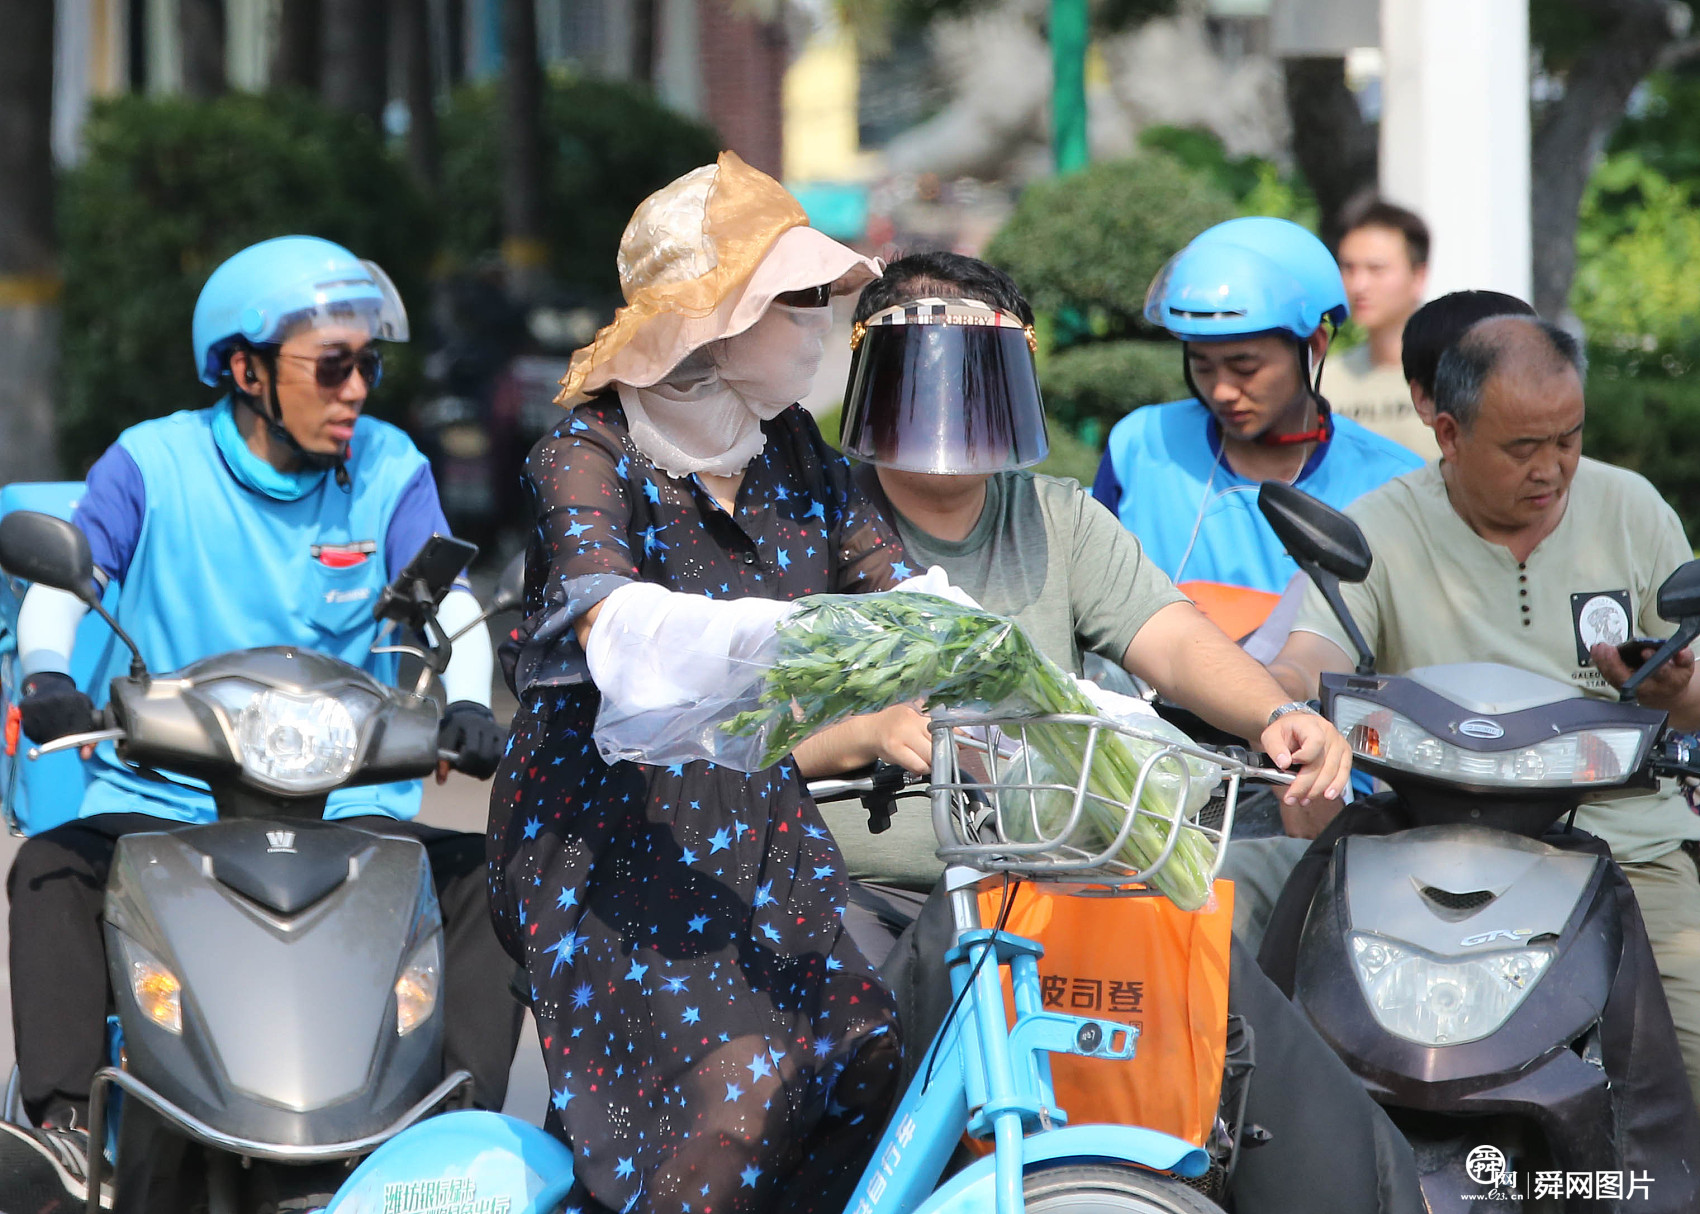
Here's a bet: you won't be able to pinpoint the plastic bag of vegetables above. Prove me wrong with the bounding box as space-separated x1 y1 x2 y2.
587 584 1225 907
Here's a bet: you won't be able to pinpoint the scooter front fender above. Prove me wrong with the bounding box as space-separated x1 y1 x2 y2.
320 1111 575 1214
910 1124 1208 1214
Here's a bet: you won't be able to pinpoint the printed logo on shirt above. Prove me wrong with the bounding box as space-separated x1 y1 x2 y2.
1571 589 1632 666
312 540 378 570
324 587 372 604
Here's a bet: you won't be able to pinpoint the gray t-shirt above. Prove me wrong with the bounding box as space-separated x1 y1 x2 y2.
819 468 1187 888
1292 458 1698 864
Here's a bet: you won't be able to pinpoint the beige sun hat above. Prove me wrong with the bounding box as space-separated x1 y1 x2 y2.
555 151 882 407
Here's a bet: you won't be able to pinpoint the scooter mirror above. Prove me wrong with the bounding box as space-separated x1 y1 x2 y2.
0 510 151 678
1657 559 1700 624
1256 482 1377 676
1256 482 1373 585
0 511 98 604
489 552 526 617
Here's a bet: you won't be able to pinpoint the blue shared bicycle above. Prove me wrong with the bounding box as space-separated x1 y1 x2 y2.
316 708 1281 1214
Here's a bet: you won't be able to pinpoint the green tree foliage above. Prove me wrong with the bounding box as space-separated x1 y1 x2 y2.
58 91 433 473
437 74 720 295
983 150 1236 440
985 151 1234 326
1568 142 1700 534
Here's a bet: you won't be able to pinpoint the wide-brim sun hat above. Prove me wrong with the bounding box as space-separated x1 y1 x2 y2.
556 151 882 406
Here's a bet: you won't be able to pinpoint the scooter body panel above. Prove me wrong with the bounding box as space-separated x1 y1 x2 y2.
1295 823 1621 1184
320 1111 576 1214
104 818 445 1147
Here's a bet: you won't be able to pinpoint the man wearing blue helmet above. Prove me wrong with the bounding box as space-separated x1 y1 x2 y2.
1092 218 1422 618
1 237 521 1199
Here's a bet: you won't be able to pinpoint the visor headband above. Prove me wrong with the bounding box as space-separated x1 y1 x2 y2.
851 297 1038 354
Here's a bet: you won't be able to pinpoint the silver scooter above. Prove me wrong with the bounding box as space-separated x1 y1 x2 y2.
0 511 522 1214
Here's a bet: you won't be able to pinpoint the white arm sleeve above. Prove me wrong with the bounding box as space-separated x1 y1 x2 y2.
18 584 91 678
585 581 798 769
437 587 493 708
582 568 973 770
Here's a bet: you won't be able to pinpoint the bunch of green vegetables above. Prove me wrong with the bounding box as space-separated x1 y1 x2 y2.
722 593 1222 909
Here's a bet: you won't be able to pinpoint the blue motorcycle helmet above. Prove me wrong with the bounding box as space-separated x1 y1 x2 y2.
1144 217 1347 440
192 236 409 482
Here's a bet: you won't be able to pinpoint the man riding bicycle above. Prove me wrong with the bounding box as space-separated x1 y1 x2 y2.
0 237 522 1204
825 251 1423 1214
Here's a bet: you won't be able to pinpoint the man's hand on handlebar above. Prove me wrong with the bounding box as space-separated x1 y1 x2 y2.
436 701 504 783
1261 710 1351 809
1593 640 1696 711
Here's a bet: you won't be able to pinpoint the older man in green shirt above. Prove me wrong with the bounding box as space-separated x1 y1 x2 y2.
1269 313 1700 1100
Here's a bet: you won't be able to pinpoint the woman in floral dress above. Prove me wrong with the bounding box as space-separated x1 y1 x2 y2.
489 154 931 1214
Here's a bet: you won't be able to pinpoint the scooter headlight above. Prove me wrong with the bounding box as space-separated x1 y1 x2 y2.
127 947 183 1035
395 939 441 1037
1349 932 1553 1046
203 680 373 792
1333 696 1647 788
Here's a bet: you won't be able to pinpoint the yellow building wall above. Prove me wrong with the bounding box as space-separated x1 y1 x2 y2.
783 25 861 183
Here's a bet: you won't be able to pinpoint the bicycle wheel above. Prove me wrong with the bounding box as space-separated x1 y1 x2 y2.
1021 1162 1225 1214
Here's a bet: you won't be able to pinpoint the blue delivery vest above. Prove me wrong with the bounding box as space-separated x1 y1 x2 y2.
77 407 429 823
1096 399 1424 594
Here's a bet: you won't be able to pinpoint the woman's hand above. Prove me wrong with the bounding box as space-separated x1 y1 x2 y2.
794 705 932 777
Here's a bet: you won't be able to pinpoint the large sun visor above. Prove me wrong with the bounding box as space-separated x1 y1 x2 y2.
840 298 1049 474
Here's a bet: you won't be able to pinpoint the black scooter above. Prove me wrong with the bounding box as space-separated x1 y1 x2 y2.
1253 481 1700 1213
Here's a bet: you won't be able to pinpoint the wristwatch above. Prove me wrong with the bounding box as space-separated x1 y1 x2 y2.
1267 700 1321 727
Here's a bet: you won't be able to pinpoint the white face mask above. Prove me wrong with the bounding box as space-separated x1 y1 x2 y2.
709 304 833 418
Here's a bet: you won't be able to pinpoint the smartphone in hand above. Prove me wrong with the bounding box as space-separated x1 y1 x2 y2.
1616 638 1664 670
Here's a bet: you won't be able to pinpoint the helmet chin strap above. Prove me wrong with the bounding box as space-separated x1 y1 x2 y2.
240 351 351 489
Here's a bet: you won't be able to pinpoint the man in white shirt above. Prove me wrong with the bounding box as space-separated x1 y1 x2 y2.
1321 199 1434 459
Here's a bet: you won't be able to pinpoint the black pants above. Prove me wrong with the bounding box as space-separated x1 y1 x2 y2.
8 813 523 1128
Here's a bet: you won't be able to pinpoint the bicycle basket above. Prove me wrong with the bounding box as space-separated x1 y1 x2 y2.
928 710 1274 894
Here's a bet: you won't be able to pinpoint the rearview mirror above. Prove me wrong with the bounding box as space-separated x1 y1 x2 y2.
0 510 149 677
489 552 525 617
0 511 98 603
1257 482 1377 675
1257 482 1373 585
1658 560 1700 624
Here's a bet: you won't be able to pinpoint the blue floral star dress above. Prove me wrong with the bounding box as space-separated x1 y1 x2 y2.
490 399 915 1214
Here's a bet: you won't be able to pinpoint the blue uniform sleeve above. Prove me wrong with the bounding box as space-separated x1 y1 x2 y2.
384 463 464 581
72 445 148 584
1091 449 1122 517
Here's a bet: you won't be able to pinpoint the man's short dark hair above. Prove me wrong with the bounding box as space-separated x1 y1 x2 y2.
1340 197 1431 269
1402 290 1537 398
853 252 1035 326
1433 316 1587 429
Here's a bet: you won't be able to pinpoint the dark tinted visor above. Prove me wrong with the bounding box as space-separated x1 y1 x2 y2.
840 321 1049 473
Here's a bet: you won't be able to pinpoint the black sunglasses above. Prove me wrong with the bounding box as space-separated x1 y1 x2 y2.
775 285 832 308
280 345 384 390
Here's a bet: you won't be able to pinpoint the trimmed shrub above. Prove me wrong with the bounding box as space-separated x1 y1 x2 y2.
983 152 1236 328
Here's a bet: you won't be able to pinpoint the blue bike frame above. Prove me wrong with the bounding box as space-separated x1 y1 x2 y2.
840 870 1208 1214
321 864 1207 1214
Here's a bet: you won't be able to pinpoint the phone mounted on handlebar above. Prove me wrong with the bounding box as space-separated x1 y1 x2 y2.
371 535 479 680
